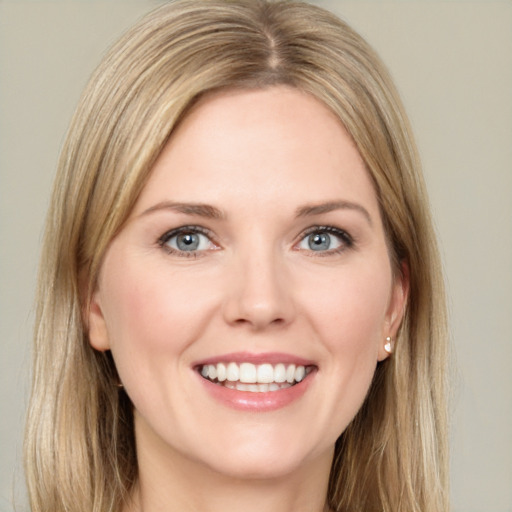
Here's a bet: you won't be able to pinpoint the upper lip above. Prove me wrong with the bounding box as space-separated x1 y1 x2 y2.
193 351 316 368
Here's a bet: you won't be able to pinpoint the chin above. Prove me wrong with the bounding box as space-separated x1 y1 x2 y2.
202 449 314 481
187 428 333 482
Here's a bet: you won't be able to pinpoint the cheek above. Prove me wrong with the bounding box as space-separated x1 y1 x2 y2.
304 260 392 353
98 259 224 426
102 255 212 342
98 258 210 379
299 259 392 425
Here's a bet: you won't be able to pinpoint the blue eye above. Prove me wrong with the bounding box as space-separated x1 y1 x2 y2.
159 227 214 255
297 227 352 253
307 232 332 251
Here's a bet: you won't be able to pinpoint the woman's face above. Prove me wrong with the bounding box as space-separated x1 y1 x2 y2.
89 87 406 480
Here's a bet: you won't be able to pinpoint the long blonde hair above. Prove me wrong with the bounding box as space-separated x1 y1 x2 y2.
25 1 449 511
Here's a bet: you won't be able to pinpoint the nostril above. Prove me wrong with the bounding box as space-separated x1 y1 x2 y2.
232 315 286 329
221 266 296 329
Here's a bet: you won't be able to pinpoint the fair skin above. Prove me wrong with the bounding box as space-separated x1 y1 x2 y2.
88 86 407 512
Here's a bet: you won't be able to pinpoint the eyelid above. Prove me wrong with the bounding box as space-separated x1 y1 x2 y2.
157 225 220 256
158 225 213 242
156 224 354 257
294 225 355 254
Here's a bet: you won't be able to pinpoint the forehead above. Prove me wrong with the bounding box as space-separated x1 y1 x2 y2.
131 86 379 217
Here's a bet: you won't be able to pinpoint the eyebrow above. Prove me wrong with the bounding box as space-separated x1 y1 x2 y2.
140 199 372 225
140 201 225 220
295 200 373 225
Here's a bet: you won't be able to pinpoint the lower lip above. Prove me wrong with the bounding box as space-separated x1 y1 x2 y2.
196 371 316 412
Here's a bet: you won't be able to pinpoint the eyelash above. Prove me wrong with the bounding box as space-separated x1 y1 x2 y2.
297 225 355 256
157 224 355 258
157 225 216 258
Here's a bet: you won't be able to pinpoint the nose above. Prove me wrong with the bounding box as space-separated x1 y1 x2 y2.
222 248 296 331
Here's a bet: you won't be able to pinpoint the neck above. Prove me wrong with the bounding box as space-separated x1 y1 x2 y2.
124 418 333 512
128 473 332 512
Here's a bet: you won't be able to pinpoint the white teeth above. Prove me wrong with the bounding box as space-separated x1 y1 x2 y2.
231 382 292 392
239 363 257 383
200 361 311 390
286 364 296 383
216 362 227 382
207 364 217 380
274 363 286 383
257 363 274 383
226 362 239 382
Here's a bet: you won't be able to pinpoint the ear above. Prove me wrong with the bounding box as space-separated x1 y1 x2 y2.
87 289 111 352
378 261 409 361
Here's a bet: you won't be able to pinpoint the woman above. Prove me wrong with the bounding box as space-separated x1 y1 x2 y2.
24 1 449 511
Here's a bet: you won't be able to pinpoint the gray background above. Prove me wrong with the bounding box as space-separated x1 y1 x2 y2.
1 1 511 511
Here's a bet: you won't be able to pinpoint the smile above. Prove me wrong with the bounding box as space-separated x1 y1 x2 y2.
199 362 314 393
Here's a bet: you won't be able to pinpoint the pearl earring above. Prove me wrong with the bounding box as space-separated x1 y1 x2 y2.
384 336 393 354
